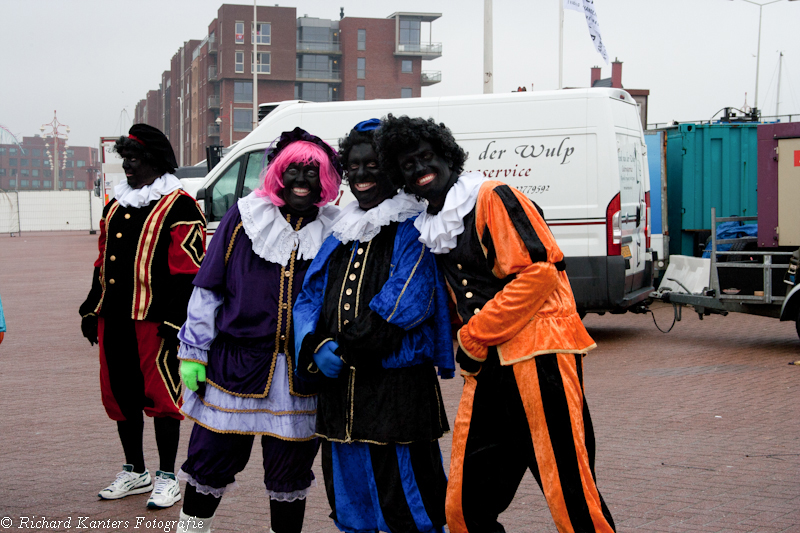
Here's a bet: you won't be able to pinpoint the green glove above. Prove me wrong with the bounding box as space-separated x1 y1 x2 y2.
180 361 206 392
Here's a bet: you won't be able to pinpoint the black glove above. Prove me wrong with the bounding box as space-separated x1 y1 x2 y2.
456 346 482 376
81 314 98 346
157 323 180 345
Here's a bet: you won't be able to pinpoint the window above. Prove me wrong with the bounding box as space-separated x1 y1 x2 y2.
77 180 86 189
234 109 252 132
66 160 74 168
32 159 40 167
20 179 28 187
235 21 245 44
0 148 5 155
65 181 74 189
32 169 39 177
252 51 270 74
401 88 413 98
9 158 16 166
235 51 244 73
297 82 333 102
66 150 74 157
21 159 28 166
32 149 41 156
9 179 15 187
357 29 366 51
43 180 51 187
32 180 40 188
21 169 29 177
44 170 51 178
0 169 5 176
210 158 241 220
242 151 267 196
357 57 366 79
77 160 85 167
44 160 50 167
252 22 270 45
400 19 421 45
402 60 412 73
11 169 16 177
10 148 16 155
234 80 253 103
65 170 74 178
357 86 365 100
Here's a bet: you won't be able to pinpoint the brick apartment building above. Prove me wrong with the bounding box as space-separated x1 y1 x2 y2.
134 4 442 165
0 136 98 192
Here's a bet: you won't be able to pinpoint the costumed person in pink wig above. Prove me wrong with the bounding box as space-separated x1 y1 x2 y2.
175 128 342 533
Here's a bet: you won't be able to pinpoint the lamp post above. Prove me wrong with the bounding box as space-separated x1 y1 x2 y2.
40 110 70 191
730 0 798 115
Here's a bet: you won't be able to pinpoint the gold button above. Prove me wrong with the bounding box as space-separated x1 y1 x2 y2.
465 292 473 298
109 279 115 285
343 320 350 325
116 232 122 238
357 248 364 255
473 307 481 315
349 274 356 281
281 303 289 309
280 334 286 340
284 271 291 277
110 255 116 261
124 213 131 219
457 264 462 270
353 262 360 268
346 288 353 296
343 303 351 311
461 279 468 286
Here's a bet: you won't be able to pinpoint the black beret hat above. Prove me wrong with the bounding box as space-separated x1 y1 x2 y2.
128 124 179 172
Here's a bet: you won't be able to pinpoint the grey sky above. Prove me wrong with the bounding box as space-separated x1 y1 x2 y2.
1 0 799 148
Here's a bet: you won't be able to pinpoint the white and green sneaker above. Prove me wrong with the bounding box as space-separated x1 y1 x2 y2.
146 470 181 509
98 464 153 500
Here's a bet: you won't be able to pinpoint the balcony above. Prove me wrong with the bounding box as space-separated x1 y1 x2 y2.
395 42 442 59
208 37 217 54
296 68 341 83
421 70 441 86
208 95 220 109
208 65 218 81
207 123 220 137
297 40 341 54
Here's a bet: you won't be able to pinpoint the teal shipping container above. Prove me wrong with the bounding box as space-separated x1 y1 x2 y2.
666 123 759 257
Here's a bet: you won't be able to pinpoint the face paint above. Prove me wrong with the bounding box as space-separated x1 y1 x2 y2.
121 150 161 189
346 143 396 210
281 162 322 213
397 140 458 213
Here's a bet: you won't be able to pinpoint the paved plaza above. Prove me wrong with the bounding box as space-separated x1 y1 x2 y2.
0 231 798 532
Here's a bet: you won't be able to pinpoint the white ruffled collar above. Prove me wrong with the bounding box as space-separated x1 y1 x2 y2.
114 174 183 208
331 192 425 244
237 192 340 266
414 172 486 254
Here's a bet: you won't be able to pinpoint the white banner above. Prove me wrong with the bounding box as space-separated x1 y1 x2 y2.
563 0 609 65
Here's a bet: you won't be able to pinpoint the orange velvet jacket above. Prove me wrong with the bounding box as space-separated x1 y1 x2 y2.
455 181 596 365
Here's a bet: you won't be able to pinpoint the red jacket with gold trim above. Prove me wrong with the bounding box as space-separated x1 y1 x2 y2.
80 189 206 327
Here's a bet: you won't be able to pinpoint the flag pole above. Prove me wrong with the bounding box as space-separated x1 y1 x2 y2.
484 0 493 94
558 0 564 89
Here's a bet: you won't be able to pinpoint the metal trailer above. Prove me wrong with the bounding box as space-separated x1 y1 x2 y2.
650 207 800 338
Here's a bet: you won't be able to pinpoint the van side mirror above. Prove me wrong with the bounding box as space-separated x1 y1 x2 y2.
196 187 210 221
196 187 206 200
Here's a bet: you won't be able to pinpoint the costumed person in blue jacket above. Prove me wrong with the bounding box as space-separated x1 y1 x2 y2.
175 128 342 533
293 119 455 533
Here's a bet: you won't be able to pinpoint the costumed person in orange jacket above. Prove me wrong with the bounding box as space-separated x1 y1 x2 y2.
79 124 206 509
375 115 616 533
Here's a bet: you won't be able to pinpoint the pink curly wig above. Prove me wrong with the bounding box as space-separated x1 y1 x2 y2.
256 140 342 207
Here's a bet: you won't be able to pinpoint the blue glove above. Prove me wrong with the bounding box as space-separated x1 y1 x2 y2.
313 341 343 378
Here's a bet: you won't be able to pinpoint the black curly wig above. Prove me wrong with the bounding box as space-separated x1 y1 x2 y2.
112 136 175 176
374 114 467 190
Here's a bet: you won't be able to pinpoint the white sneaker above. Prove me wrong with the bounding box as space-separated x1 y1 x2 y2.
98 464 153 500
147 470 182 509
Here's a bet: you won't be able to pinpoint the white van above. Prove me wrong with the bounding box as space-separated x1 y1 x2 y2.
187 89 653 315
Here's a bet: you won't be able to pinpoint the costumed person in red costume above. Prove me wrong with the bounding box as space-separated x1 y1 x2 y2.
79 124 206 509
175 128 341 533
375 115 616 533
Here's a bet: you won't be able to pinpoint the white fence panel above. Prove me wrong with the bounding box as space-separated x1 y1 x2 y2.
0 192 21 234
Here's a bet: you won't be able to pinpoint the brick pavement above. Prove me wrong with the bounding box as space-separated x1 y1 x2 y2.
0 231 798 532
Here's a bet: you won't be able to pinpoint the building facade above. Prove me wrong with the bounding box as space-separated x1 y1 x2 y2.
0 136 98 192
134 4 443 165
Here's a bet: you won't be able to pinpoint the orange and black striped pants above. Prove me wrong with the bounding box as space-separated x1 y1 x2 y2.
446 350 616 533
